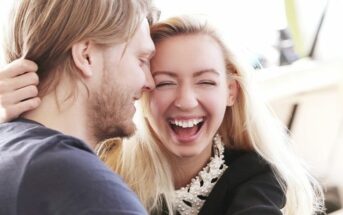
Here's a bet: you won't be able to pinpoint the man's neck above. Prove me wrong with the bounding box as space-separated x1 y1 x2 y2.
22 86 97 148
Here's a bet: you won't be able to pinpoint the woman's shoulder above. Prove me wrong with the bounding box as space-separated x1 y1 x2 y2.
199 149 285 215
225 149 271 180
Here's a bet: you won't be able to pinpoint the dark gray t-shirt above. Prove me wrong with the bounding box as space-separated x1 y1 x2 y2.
0 118 147 215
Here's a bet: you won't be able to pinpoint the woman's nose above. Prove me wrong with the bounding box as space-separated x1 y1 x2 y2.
174 87 198 110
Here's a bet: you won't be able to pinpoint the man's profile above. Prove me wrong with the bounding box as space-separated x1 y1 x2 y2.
0 0 156 214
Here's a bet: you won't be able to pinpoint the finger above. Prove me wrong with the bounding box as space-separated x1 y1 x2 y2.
0 71 39 93
0 97 41 123
15 97 41 115
0 58 38 79
12 71 39 91
0 85 39 105
12 97 41 117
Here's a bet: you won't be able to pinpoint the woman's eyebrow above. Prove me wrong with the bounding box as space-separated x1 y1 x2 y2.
193 69 220 77
152 71 177 78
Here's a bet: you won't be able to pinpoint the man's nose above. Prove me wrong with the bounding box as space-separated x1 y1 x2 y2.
142 68 155 91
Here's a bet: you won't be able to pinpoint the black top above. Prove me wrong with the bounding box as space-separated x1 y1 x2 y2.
0 118 147 215
198 149 285 215
156 149 285 215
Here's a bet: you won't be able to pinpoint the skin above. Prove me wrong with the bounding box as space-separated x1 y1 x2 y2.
0 19 155 147
0 59 41 122
0 27 239 189
148 34 237 188
85 18 156 141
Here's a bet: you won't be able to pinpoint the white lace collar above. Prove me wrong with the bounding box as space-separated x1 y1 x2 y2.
174 134 228 215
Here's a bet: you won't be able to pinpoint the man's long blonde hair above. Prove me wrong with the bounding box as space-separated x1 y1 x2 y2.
98 16 325 215
5 0 154 98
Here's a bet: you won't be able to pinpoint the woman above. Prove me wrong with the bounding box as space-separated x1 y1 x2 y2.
97 17 324 215
0 17 324 215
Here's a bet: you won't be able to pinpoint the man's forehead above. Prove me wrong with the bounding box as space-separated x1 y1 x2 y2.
137 19 155 54
122 18 155 58
139 41 155 58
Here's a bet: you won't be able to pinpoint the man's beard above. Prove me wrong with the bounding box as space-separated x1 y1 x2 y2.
87 80 136 143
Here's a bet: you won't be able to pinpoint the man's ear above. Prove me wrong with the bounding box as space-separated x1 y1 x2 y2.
227 79 239 106
72 40 94 78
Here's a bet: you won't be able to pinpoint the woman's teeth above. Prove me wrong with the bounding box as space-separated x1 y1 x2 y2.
169 118 203 128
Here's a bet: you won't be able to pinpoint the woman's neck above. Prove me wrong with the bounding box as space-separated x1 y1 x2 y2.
170 144 213 189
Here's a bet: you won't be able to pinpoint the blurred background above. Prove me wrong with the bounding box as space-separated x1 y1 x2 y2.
1 0 342 214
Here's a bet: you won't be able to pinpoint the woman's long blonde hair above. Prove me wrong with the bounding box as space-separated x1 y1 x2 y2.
98 16 325 215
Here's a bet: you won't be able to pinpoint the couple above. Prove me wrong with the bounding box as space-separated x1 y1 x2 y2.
0 0 324 214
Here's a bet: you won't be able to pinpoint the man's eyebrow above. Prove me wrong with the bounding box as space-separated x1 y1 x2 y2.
193 69 220 77
152 71 177 78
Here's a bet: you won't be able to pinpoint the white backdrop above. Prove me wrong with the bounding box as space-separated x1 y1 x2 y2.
1 0 341 65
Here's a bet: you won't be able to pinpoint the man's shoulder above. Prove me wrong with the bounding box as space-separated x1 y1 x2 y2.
0 119 147 214
0 118 93 155
0 118 108 183
17 134 147 215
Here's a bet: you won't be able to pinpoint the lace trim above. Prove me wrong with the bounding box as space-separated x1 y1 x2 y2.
174 134 228 215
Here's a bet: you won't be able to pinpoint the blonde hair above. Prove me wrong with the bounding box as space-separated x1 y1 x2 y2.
5 0 154 98
99 16 325 214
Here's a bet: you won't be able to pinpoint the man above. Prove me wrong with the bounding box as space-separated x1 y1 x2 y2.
0 0 156 214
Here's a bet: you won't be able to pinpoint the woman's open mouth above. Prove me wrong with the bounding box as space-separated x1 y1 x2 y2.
168 117 205 141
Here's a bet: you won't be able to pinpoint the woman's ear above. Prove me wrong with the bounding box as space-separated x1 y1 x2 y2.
71 40 94 78
227 79 239 106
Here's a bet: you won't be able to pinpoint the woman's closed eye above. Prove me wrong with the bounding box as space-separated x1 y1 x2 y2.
198 80 217 86
155 81 176 88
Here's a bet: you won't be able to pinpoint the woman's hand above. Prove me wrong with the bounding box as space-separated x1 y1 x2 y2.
0 59 40 123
